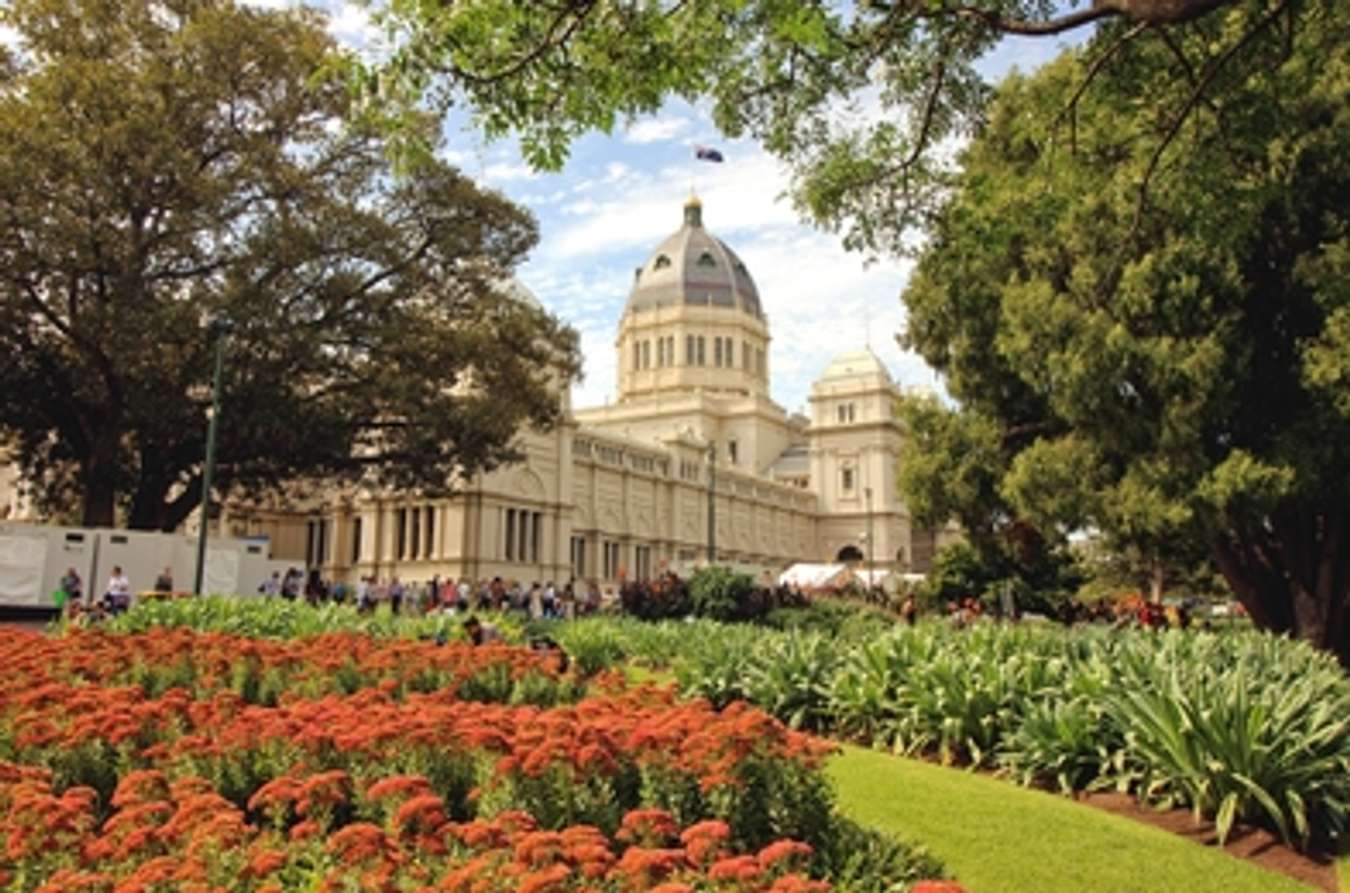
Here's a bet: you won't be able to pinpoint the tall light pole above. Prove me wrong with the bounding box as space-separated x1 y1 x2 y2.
194 321 227 595
706 442 716 565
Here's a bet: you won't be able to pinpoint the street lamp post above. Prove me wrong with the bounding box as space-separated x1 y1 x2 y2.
707 442 716 565
194 322 227 596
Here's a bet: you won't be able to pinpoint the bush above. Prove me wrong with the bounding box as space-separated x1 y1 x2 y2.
619 575 691 620
688 566 758 622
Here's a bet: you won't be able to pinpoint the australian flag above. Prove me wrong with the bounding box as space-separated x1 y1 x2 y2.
694 145 724 163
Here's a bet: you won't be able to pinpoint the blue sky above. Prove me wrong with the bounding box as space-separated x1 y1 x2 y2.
1 3 1085 414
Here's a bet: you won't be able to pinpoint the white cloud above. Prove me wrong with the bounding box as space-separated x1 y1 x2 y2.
482 162 538 184
538 146 797 262
325 2 378 46
623 116 691 144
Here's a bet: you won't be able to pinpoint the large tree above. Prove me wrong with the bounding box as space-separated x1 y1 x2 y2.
0 0 580 530
898 7 1350 661
354 0 1318 255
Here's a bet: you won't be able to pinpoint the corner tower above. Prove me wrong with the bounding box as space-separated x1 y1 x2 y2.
616 197 771 402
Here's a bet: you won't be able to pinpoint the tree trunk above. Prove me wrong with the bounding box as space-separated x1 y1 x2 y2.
127 469 170 531
1148 560 1165 604
80 431 120 528
1212 515 1350 668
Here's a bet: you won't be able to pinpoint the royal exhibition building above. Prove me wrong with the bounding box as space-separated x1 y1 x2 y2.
1 197 957 587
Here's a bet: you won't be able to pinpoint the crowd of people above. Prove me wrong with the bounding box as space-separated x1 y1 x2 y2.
259 570 612 621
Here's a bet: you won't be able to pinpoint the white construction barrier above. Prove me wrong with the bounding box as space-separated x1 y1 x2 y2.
0 522 282 608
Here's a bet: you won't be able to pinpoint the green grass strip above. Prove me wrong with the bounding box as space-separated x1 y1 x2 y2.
827 744 1316 893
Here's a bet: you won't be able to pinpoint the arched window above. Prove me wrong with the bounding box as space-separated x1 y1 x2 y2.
697 251 716 267
836 545 863 564
653 254 672 270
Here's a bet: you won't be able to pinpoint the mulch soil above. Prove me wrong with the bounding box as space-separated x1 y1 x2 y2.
1072 790 1339 893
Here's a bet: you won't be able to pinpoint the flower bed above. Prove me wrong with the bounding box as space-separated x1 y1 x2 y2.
0 629 942 891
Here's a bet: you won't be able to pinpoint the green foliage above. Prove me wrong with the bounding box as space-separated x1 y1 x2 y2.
571 611 1350 847
1107 636 1350 847
688 566 758 622
899 9 1350 662
0 0 580 528
102 595 528 643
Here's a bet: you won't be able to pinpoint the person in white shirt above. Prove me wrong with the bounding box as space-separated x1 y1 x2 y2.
105 566 132 613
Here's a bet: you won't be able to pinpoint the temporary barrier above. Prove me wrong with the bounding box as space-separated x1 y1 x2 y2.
0 522 278 608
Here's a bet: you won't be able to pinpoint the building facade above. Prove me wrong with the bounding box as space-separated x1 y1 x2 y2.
4 198 954 587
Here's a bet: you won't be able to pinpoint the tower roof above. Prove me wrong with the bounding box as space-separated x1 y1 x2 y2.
818 347 892 384
625 199 763 319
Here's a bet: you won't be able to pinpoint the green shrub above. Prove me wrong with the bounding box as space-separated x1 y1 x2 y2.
1105 635 1350 847
688 566 758 621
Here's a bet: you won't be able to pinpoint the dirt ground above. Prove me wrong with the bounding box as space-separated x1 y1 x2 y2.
1074 790 1339 892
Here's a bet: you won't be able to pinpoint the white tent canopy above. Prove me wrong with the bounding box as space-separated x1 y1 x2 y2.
777 563 849 589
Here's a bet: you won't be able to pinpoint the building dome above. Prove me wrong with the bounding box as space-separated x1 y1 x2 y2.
819 348 892 384
625 197 763 319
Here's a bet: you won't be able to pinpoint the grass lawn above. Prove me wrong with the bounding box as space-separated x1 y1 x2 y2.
827 744 1317 893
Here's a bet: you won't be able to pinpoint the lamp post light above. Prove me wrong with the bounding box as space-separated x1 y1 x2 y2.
706 442 716 565
193 321 228 596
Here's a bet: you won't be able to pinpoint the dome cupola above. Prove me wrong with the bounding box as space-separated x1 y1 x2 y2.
625 197 763 319
614 198 773 403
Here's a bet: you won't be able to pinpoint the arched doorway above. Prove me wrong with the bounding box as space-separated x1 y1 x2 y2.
836 545 863 564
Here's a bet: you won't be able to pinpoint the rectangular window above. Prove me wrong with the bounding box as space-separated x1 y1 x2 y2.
633 343 641 370
657 339 665 367
756 348 765 377
424 506 435 558
667 337 675 367
306 521 316 566
697 336 706 366
837 404 846 423
603 541 621 579
571 535 586 578
351 517 362 564
686 335 694 365
532 511 543 562
728 440 738 465
505 508 516 561
318 520 328 565
396 508 407 559
410 509 420 559
842 468 854 492
635 545 651 581
743 340 750 370
714 337 723 367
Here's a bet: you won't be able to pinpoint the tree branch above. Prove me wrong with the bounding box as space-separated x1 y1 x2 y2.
1055 21 1149 154
1133 0 1292 230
